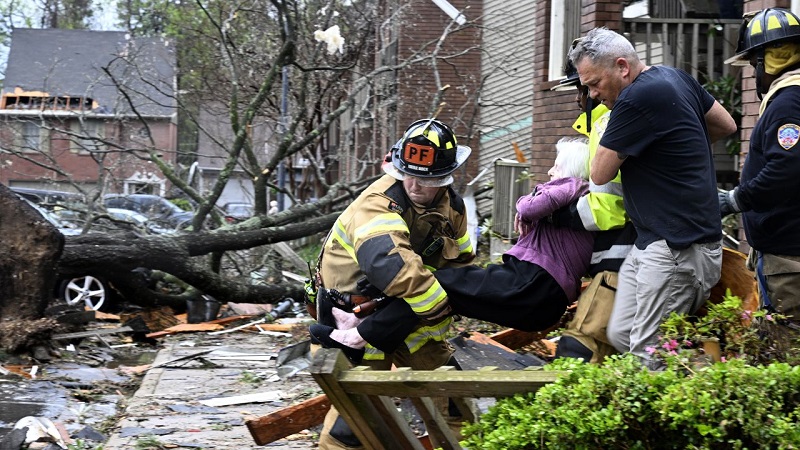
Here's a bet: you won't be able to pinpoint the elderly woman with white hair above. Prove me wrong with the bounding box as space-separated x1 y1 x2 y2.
311 137 596 358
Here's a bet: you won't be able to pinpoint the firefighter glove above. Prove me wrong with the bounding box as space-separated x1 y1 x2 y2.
356 276 385 298
719 188 741 218
328 289 356 311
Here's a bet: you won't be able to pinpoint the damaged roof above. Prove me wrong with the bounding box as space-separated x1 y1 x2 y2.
3 28 176 117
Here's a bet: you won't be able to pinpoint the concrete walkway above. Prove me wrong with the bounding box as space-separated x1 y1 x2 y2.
104 329 320 449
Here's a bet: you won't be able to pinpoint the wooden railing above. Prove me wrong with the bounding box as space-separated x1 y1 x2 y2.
623 18 741 82
310 348 560 450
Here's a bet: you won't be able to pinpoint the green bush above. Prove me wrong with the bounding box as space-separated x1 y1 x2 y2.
461 293 800 449
461 356 800 449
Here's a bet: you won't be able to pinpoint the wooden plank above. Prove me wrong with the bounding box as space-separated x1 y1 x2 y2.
310 348 404 449
245 394 332 445
409 397 461 450
368 395 426 450
467 331 515 353
337 367 559 398
145 323 223 338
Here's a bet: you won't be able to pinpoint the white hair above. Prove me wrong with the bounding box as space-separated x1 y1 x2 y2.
554 137 590 180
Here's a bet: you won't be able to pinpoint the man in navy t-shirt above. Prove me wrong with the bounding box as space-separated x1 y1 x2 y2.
569 27 737 369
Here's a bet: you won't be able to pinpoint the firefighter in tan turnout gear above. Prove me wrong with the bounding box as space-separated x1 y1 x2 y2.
308 118 474 449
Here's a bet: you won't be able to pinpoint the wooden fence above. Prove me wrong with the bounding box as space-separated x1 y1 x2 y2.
310 348 560 450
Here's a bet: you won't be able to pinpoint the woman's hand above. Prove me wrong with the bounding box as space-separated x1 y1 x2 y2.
514 213 531 237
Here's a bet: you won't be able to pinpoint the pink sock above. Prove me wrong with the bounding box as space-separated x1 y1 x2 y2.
330 328 367 349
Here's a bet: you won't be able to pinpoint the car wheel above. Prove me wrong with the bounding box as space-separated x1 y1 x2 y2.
59 275 111 311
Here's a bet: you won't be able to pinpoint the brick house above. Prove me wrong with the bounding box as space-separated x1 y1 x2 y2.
0 28 177 196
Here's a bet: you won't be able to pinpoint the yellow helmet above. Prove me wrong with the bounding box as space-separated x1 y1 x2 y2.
725 8 800 66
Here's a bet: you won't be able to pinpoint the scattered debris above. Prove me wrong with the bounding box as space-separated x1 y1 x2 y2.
198 391 283 407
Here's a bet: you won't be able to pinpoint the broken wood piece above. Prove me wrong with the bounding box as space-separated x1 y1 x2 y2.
246 394 332 445
252 323 296 332
52 326 133 340
199 391 282 407
93 311 120 321
207 316 267 335
145 323 223 338
466 331 515 353
150 349 215 369
120 306 180 332
488 328 550 350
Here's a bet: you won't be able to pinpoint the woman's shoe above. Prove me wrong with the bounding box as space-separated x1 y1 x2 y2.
309 324 365 364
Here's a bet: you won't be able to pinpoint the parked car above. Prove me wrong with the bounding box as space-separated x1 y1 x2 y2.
104 194 195 230
9 186 85 208
222 202 254 224
13 193 165 311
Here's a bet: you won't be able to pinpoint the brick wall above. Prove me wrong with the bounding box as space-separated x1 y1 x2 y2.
395 0 483 184
0 117 177 191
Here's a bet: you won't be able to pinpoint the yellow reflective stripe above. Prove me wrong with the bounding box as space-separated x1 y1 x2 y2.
353 213 408 245
578 192 628 232
330 219 356 261
362 317 452 359
405 318 452 353
456 233 473 254
423 264 437 272
363 346 385 360
405 280 447 314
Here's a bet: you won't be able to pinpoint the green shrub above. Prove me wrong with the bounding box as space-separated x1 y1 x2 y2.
461 292 800 449
461 356 800 449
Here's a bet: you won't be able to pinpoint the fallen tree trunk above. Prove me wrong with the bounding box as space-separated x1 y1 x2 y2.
56 212 338 307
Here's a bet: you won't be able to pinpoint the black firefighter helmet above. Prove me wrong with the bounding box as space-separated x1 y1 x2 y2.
384 119 471 187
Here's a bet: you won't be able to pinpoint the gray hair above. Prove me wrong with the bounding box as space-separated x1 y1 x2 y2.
569 27 639 69
554 137 590 180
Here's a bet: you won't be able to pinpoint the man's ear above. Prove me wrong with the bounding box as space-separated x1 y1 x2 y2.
616 57 631 78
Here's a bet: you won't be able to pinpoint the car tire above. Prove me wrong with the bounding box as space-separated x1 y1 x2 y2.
58 275 113 311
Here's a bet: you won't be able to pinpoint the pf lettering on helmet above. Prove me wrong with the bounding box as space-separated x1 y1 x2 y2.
404 142 436 167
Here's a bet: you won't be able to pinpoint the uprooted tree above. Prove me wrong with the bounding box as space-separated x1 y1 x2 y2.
0 0 528 349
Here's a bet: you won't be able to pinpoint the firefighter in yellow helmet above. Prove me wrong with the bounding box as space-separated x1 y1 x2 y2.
720 8 800 326
309 118 474 449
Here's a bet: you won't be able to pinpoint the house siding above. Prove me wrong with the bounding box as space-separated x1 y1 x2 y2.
395 0 483 189
476 0 537 217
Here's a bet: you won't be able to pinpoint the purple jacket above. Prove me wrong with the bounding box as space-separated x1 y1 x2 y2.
504 177 594 302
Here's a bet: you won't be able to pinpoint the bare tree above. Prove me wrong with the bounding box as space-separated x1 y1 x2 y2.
0 0 487 345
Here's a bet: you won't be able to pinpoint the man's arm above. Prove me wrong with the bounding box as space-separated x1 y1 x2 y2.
591 145 625 185
705 100 737 143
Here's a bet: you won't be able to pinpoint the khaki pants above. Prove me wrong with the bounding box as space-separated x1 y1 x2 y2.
318 339 456 449
750 251 800 323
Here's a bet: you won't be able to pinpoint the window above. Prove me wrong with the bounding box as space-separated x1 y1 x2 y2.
22 122 39 149
71 119 106 154
549 0 582 81
10 121 50 154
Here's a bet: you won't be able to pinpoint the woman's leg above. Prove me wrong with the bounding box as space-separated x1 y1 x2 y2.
434 258 568 331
